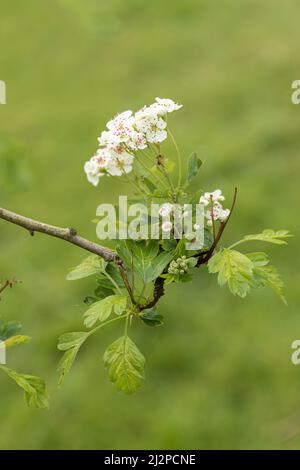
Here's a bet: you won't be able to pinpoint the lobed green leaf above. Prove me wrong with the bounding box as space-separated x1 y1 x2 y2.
83 295 128 328
103 336 145 394
208 248 254 298
140 309 164 327
57 331 89 385
0 365 49 409
66 255 107 280
231 229 292 249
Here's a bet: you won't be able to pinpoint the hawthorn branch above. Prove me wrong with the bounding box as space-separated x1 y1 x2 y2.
0 207 118 262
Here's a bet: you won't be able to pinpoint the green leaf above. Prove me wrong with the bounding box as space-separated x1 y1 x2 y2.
66 255 107 280
83 295 127 328
131 240 159 264
161 270 193 284
140 309 164 327
57 331 88 351
187 257 198 268
173 239 187 258
208 248 254 298
142 177 156 192
5 335 31 348
57 348 80 386
164 159 175 173
208 249 287 303
105 263 124 287
146 188 171 200
232 229 292 248
247 253 287 304
186 152 202 184
0 321 22 341
84 295 99 305
160 273 176 284
187 189 203 204
204 228 214 249
116 240 134 270
246 252 269 266
120 240 172 283
103 336 145 394
96 277 116 289
126 240 159 283
253 265 286 304
160 238 177 252
0 365 49 409
144 251 173 283
57 331 89 385
94 285 115 299
0 320 30 348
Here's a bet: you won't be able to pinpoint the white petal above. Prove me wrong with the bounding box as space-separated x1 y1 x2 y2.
162 221 173 232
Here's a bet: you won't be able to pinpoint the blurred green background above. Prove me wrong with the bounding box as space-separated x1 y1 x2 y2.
0 0 299 450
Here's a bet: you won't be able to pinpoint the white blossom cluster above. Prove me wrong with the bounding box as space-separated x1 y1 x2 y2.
199 189 230 225
158 203 192 234
84 98 182 186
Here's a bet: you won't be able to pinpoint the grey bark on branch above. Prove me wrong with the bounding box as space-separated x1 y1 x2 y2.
0 207 118 262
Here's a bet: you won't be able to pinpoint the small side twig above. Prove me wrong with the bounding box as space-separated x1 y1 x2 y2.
0 278 22 300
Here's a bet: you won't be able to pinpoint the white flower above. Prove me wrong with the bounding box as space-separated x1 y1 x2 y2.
135 106 157 124
162 221 173 232
199 189 225 206
205 203 230 225
135 107 167 144
173 205 184 219
116 152 134 174
145 116 167 144
106 110 133 130
159 203 173 217
94 147 111 166
84 160 101 186
219 208 230 222
98 130 119 146
106 147 134 176
105 155 123 176
127 130 148 150
100 110 136 146
84 150 109 186
85 145 134 182
154 97 182 115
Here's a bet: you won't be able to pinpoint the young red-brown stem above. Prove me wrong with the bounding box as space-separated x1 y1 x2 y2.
210 194 216 241
139 277 165 311
117 262 136 306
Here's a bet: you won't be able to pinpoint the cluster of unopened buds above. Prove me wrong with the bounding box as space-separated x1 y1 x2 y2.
168 256 189 275
84 98 182 186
